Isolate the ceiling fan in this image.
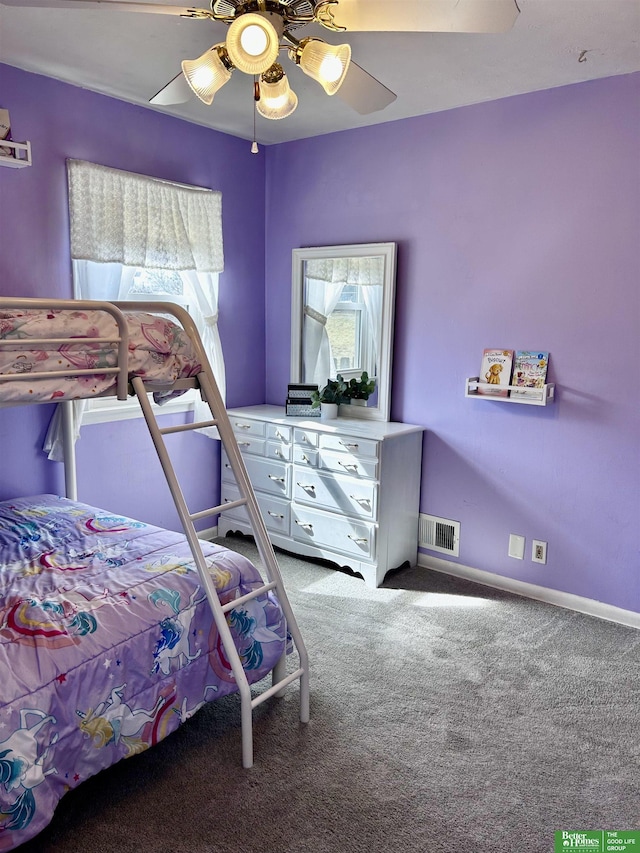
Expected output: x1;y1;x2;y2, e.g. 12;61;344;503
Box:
2;0;521;121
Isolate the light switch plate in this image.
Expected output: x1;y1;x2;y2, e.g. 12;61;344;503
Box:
508;534;525;560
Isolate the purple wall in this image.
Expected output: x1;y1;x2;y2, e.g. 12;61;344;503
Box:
0;64;266;530
1;63;638;613
264;74;640;613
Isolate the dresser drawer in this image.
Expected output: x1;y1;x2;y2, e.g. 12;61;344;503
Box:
230;416;265;438
291;505;376;561
222;450;291;498
221;482;290;536
294;428;319;449
319;434;378;459
266;440;292;462
235;436;265;456
319;449;378;480
293;446;318;467
267;423;292;444
293;468;377;520
243;454;292;499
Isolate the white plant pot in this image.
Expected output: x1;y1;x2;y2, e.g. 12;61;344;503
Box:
320;402;338;420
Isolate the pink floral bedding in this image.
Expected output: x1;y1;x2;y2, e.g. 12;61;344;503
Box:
0;306;202;404
0;494;286;850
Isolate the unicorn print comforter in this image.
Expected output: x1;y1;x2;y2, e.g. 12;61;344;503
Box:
0;495;286;850
0;306;202;404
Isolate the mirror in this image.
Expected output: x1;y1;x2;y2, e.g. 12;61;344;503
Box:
291;242;397;422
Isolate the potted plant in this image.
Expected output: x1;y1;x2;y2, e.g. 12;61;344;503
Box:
311;375;348;419
344;372;376;406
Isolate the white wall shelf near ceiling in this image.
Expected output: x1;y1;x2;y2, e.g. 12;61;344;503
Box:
0;140;32;168
465;377;556;406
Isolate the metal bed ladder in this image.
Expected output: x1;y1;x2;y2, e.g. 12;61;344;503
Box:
122;306;309;770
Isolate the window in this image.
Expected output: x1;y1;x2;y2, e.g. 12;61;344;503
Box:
81;267;208;424
44;160;225;461
325;284;376;381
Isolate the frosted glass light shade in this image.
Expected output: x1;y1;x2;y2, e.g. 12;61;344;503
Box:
299;39;351;95
225;13;280;75
257;74;298;120
181;46;232;105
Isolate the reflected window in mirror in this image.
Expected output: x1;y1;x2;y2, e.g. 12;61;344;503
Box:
326;284;373;378
291;243;396;421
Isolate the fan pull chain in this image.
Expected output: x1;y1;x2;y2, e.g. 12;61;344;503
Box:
251;77;259;154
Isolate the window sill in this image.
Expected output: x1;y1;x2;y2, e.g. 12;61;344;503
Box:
81;395;195;425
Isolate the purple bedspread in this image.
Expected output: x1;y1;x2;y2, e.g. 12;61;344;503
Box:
0;495;286;850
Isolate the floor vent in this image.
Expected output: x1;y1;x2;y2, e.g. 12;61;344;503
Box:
419;514;460;557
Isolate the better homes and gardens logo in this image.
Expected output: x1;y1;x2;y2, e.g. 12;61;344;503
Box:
555;831;639;852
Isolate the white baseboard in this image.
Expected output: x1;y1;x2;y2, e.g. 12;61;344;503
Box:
418;552;640;630
197;525;218;541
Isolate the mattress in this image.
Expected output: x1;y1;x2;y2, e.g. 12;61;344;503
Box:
0;306;202;404
0;495;286;850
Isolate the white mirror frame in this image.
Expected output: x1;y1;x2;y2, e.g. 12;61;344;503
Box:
291;242;397;422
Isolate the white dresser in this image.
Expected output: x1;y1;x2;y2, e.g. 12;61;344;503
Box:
218;405;424;588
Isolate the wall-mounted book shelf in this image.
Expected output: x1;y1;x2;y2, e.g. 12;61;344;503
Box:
465;377;555;406
0;140;32;168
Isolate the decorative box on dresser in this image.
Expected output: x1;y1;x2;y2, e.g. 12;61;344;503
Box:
218;405;424;588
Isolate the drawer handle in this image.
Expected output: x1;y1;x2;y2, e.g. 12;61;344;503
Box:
235;423;252;430
275;430;286;440
347;535;369;545
238;441;251;447
300;454;313;464
296;482;316;494
350;496;371;508
295;520;314;531
339;441;359;450
268;475;286;483
224;462;231;468
275;449;284;458
268;511;284;519
338;461;359;472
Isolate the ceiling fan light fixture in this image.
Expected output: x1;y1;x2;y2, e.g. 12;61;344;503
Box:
225;12;281;75
181;45;233;105
257;64;298;120
297;38;351;95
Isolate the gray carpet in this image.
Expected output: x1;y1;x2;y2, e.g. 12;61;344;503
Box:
18;535;640;852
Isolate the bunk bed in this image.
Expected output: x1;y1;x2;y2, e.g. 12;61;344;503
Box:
0;297;309;851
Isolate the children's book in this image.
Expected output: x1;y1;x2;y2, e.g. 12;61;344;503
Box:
478;349;514;397
511;351;549;398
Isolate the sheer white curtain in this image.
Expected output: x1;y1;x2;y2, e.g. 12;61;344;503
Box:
179;269;225;438
360;281;382;368
45;160;225;459
303;279;344;388
67;160;224;272
44;261;136;461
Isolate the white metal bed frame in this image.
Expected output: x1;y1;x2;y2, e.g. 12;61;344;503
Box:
0;296;309;768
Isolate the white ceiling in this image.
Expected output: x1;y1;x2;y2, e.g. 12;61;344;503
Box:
1;0;639;145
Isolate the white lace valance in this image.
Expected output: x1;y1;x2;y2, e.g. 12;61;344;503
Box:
67;160;224;273
305;256;383;286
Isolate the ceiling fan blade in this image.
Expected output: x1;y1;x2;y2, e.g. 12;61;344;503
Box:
328;0;520;33
337;62;396;115
149;72;193;105
0;0;212;16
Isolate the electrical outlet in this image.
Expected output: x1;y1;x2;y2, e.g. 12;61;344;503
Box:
532;540;547;564
508;534;525;560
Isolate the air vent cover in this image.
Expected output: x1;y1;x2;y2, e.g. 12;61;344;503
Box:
419;514;460;557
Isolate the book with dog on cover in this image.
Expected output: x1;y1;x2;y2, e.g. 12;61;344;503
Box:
478;349;513;397
511;351;549;399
